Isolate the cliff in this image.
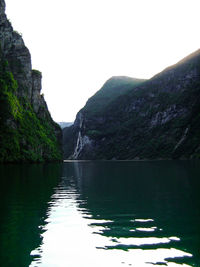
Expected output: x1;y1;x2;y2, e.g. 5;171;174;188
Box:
63;49;200;160
0;0;62;162
63;76;146;159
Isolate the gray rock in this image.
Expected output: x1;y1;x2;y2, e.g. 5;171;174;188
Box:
0;0;62;162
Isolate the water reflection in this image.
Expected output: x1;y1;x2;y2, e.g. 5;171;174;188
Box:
0;163;62;267
29;161;200;266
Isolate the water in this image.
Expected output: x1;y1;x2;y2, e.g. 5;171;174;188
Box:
0;161;200;267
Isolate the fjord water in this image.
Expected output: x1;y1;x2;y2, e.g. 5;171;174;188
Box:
0;161;200;267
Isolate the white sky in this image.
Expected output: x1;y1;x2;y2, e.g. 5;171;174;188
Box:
5;0;200;122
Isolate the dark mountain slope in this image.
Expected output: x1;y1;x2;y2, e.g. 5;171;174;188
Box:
63;49;200;160
0;0;62;162
84;76;146;115
62;76;146;159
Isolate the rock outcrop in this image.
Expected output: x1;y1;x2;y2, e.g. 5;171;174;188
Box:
0;0;62;162
63;49;200;160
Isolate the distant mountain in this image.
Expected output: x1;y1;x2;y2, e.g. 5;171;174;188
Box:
0;0;62;162
63;49;200;160
58;122;73;129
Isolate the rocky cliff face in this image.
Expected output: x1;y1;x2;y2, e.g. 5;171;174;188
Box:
63;49;200;160
0;0;32;99
0;0;62;162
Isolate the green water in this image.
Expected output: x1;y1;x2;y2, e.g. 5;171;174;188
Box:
0;161;200;267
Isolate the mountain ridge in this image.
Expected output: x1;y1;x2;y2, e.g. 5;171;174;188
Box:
63;48;200;160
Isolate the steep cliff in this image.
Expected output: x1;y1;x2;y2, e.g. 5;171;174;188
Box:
63;76;146;159
63;49;200;160
0;0;62;162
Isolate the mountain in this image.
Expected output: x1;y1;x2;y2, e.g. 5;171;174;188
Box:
83;76;146;116
63;49;200;160
58;122;73;129
62;76;146;159
0;0;62;162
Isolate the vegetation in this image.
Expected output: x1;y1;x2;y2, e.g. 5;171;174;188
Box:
0;57;62;163
32;69;42;76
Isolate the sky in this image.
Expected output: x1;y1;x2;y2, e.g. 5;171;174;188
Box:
5;0;200;122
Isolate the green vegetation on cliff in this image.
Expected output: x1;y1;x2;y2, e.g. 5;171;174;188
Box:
0;58;62;162
0;0;63;163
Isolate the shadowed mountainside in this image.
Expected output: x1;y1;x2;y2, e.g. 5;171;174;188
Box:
63;76;146;159
63;49;200;160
